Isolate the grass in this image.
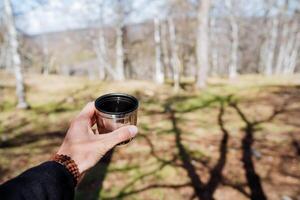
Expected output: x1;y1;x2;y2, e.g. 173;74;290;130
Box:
0;71;300;200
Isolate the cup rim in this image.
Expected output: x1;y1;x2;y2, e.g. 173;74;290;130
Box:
95;93;139;116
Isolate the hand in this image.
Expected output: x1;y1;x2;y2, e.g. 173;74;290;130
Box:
57;102;138;173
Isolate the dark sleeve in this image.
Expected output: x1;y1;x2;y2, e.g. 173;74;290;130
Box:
0;161;76;200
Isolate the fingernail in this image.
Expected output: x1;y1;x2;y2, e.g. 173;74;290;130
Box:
128;126;138;137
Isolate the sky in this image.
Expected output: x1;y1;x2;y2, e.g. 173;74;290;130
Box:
0;0;299;36
0;0;166;35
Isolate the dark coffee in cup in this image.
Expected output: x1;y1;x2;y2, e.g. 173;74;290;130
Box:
94;93;139;145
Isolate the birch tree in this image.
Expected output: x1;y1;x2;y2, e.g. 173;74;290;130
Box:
258;0;277;75
93;32;107;80
225;0;239;79
210;15;219;76
275;22;289;74
0;33;8;70
41;35;50;75
161;21;171;81
154;17;164;84
282;21;300;75
92;0;130;81
285;32;300;74
4;0;29;109
196;0;211;88
275;0;299;75
168;17;181;91
114;0;127;81
261;16;279;76
268;19;279;76
93;2;108;80
115;26;125;81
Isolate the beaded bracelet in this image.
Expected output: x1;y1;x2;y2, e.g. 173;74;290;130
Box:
51;154;80;185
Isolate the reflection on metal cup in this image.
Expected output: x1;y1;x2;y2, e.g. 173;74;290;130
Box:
94;93;139;145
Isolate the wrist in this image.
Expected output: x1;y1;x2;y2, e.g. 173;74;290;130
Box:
51;154;81;185
57;146;88;174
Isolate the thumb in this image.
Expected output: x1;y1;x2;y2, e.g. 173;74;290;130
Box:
102;125;138;147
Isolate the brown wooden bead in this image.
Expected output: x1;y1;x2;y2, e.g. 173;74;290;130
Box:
51;154;80;185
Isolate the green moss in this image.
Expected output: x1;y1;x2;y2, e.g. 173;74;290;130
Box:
139;123;150;131
172;93;219;112
0;100;15;112
155;165;178;180
188;148;208;160
32;102;78;114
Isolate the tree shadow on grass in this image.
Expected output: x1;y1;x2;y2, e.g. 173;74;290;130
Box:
230;102;268;200
166;95;290;200
229;96;290;200
103;91;293;200
102;96;232;200
0;130;64;148
165;97;229;200
75;149;114;200
291;135;300;157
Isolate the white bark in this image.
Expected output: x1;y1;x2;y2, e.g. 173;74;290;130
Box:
41;35;50;75
283;21;300;75
168;17;181;92
196;0;211;88
286;34;300;74
282;20;299;75
94;30;107;80
210;16;219;76
161;21;171;80
275;2;289;75
115;25;125;81
94;34;116;79
154;18;164;84
114;1;126;81
4;0;29;109
226;0;239;79
264;16;279;76
0;44;7;68
0;31;12;71
275;16;299;75
93;3;108;80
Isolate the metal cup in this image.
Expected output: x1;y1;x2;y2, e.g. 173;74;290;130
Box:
94;93;139;145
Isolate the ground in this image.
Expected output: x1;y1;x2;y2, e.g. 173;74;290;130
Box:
0;72;300;200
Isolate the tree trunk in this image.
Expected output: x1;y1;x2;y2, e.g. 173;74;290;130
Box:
41;35;50;75
226;0;239;79
263;16;279;76
210;16;219;76
275;2;289;74
154;18;164;84
282;20;299;75
4;0;29;109
286;31;300;74
94;28;117;80
161;21;171;80
93;3;108;80
168;17;181;92
196;0;211;88
122;26;132;79
115;25;125;81
0;44;7;69
96;28;107;80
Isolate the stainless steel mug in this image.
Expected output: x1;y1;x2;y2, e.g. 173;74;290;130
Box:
94;93;139;145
